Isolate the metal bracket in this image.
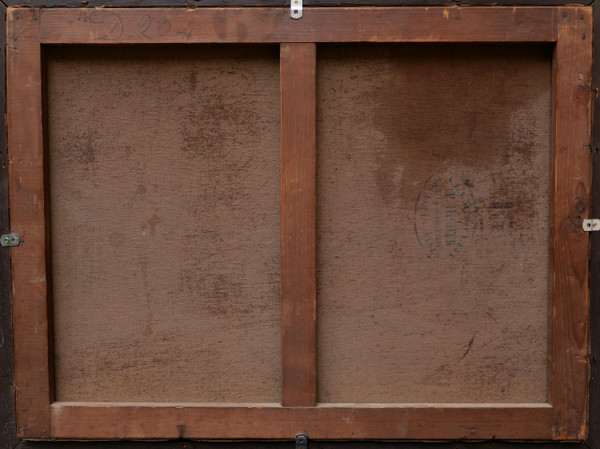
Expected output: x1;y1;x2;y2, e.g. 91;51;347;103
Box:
296;434;308;449
291;0;302;19
583;219;600;231
1;233;20;247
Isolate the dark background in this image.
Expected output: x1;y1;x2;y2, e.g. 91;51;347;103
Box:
1;1;598;449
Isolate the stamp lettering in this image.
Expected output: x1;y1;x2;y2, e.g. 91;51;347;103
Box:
414;173;478;259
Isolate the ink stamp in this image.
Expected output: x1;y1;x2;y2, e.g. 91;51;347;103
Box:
414;173;478;259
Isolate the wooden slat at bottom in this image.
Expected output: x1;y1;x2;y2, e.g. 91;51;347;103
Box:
50;403;553;440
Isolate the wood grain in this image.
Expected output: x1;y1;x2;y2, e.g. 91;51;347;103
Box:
280;43;316;407
49;402;554;440
550;6;593;441
6;7;51;440
0;1;18;448
37;7;557;44
11;442;584;449
47;46;281;403
317;44;552;404
587;2;600;447
4;2;594;443
4;0;592;6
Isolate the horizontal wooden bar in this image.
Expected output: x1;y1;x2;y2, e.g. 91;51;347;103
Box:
5;0;594;7
12;442;589;449
50;403;554;440
36;7;558;44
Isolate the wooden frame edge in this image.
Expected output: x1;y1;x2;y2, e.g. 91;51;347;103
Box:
1;0;595;8
6;6;51;441
36;7;558;44
6;439;596;449
551;5;593;441
0;2;17;449
48;403;553;440
1;1;597;447
1;2;596;444
587;0;600;446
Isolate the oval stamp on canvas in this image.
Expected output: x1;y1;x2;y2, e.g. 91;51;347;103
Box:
414;173;478;259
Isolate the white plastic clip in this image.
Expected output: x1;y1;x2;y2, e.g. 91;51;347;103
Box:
291;0;302;19
583;219;600;231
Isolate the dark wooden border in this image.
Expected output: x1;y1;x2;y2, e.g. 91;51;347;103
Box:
587;1;600;448
5;441;596;449
0;0;598;448
7;5;588;441
0;0;594;8
0;2;16;449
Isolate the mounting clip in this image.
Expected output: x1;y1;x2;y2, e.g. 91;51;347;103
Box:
291;0;302;19
296;434;308;449
583;219;600;231
0;233;20;247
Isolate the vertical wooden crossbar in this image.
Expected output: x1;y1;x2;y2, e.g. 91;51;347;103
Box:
280;42;317;407
7;7;52;439
551;6;593;440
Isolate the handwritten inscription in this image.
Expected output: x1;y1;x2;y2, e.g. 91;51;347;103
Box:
158;18;172;37
88;10;124;41
137;15;152;40
70;10;267;43
414;174;478;259
77;11;181;41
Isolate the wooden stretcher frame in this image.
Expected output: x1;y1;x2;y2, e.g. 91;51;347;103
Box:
5;5;592;441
